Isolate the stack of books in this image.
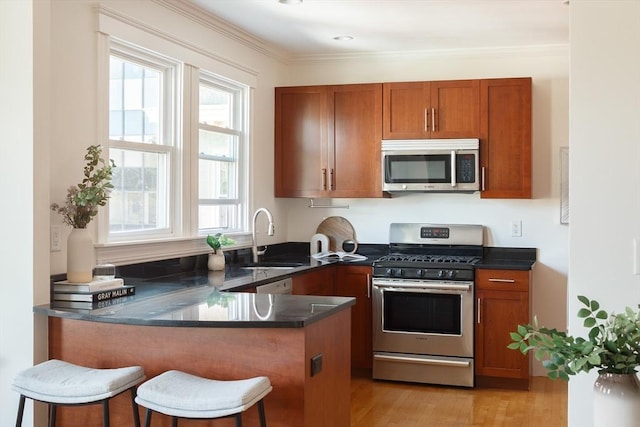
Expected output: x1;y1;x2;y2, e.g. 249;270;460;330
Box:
52;277;135;310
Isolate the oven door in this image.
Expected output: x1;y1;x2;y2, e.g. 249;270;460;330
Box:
372;278;474;358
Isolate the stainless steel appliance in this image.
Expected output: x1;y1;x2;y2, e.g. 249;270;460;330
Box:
372;223;483;387
382;138;480;193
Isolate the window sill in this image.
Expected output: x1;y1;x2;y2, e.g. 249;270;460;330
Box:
95;233;253;266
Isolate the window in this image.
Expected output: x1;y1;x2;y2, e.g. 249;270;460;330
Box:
106;41;248;247
198;76;246;233
108;47;176;239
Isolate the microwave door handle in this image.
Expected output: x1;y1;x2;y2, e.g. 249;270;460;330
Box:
451;150;456;187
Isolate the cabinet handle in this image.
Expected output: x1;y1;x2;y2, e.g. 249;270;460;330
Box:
477;298;481;324
450;150;456;187
488;278;516;283
424;108;428;132
366;274;371;299
481;167;486;191
329;168;334;191
321;168;327;190
431;107;436;132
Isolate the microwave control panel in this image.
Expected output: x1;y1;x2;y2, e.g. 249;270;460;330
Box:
457;154;476;183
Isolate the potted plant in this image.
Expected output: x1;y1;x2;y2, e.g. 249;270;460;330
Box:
51;145;115;282
206;233;236;271
509;295;640;426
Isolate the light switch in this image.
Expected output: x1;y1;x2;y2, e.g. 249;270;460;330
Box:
51;226;62;252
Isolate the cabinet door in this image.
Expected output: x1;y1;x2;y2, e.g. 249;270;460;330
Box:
475;268;531;387
292;268;335;296
328;84;383;198
275;86;328;197
334;265;372;369
382;82;429;139
430;80;480;138
480;78;532;198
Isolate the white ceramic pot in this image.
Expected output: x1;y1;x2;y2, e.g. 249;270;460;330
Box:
208;251;225;271
66;228;95;283
593;372;640;427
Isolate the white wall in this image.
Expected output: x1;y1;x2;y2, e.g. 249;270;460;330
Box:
276;50;570;376
568;2;640;427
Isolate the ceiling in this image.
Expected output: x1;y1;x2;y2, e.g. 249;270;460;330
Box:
185;0;570;59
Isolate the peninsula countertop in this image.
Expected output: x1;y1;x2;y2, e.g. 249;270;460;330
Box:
35;261;356;328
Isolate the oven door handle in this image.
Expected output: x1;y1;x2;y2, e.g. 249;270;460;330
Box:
374;354;471;368
372;280;471;293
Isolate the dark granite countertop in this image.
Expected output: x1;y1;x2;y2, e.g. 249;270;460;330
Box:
476;247;537;270
37;242;534;325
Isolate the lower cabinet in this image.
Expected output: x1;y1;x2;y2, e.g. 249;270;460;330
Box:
475;268;531;389
334;265;373;369
292;267;335;296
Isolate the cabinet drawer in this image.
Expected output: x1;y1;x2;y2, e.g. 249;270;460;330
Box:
476;269;530;292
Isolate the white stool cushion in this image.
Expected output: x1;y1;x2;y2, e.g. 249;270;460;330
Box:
12;359;145;405
135;370;272;419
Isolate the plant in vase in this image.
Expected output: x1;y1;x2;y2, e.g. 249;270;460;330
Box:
206;233;236;271
509;295;640;426
51;145;115;282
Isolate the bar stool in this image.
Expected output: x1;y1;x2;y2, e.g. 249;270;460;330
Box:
12;359;145;427
135;370;272;427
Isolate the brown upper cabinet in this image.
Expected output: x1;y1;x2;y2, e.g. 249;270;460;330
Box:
382;80;480;139
479;78;532;199
275;84;383;198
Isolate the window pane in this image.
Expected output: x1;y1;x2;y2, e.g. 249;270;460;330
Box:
109;57;162;144
199;85;232;128
109;148;168;233
199;205;239;230
199;131;237;200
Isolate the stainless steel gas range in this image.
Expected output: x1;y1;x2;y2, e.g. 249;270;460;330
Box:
372;223;483;388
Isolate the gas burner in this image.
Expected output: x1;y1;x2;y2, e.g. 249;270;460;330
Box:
376;254;481;265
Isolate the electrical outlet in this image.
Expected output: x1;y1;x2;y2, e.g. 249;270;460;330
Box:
51;226;62;252
511;220;522;237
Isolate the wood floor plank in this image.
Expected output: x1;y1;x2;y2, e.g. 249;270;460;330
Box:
351;372;567;427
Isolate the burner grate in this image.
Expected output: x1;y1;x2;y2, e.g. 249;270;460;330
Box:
376;254;481;265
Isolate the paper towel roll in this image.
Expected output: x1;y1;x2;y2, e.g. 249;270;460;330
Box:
310;233;330;255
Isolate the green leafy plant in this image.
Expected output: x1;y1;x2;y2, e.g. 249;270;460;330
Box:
50;145;115;229
509;296;640;380
206;287;235;308
206;233;236;254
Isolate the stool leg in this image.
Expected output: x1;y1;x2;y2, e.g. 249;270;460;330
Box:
143;408;152;427
15;395;26;427
102;400;110;427
49;404;57;427
234;414;242;427
171;416;178;427
258;399;267;427
130;388;140;427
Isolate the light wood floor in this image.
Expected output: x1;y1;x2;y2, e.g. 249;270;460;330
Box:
351;372;567;427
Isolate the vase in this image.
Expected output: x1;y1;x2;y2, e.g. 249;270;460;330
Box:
208;251;225;271
593;372;640;427
66;228;95;283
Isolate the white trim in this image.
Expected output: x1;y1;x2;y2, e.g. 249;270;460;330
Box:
95;233;252;266
97;5;258;88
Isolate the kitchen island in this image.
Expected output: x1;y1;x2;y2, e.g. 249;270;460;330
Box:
35;279;355;427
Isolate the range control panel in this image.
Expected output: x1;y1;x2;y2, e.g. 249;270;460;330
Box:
420;227;450;239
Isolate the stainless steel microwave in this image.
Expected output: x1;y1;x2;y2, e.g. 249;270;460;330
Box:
382;138;480;193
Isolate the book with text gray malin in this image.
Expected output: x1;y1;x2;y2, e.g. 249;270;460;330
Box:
53;285;135;303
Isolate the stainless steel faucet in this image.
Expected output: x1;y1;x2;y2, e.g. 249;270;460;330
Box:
252;208;275;263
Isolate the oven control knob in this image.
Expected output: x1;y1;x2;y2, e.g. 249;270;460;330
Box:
386;268;394;276
448;270;456;279
416;269;425;277
397;269;405;277
437;270;446;278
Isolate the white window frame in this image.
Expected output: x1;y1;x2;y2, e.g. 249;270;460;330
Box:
107;42;180;242
94;26;255;266
196;73;249;236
